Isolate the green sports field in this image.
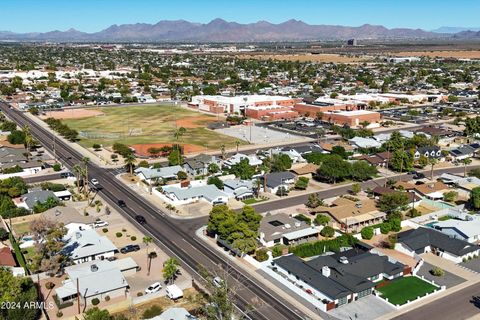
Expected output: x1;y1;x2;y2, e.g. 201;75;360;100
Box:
61;105;246;151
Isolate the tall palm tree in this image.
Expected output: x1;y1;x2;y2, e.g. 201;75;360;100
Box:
82;157;90;195
429;158;438;180
463;158;472;177
235;140;240;153
124;153;136;175
72;164;82;192
143;236;153;276
173;127;186;164
220;144;226;160
22;125;34;159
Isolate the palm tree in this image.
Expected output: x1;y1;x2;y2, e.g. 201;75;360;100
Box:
82;157;90;195
72;164;82;192
463;158;472;177
124;153;136;175
22;125;34;159
143;236;153;275
173;127;186;164
315;128;325;145
220;144;226;160
429;158;438;180
235;140;240;153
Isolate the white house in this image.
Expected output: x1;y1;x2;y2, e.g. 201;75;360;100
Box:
157;181;228;206
62;229;118;264
135;165;183;184
224;153;263;168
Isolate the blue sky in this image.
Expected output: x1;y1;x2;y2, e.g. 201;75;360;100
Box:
2;0;480;33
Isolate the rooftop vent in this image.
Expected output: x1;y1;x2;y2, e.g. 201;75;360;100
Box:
322;266;331;277
90;264;98;272
339;256;349;264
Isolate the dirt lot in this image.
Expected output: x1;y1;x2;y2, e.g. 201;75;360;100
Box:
395;50;480;59
40;108;105;119
237;53;368;63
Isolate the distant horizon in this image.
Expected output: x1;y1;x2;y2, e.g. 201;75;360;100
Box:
1;0;480;33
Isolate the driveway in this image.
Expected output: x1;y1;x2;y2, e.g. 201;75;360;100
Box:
416;262;466;288
459;258;480;274
329;295;395;320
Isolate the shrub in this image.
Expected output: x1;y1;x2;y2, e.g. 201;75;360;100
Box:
143;305;163;319
116;232;122;238
52;163;62;172
294;177;309;190
92;143;101;151
314;215;330;226
272;245;288;258
130;236;137;241
430;266;445;277
389;218;402;232
105;295;110;301
320;226;335;238
102;228;108;233
380;222;391;234
45;282;55;290
294;214;311;225
137;292;143;297
255;248;269;262
91;298;100;306
122;228;127;232
290;234;357;258
361;227;374;240
56;311;63;318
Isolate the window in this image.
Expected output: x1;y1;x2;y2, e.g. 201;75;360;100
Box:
357;289;371;299
338;296;348;306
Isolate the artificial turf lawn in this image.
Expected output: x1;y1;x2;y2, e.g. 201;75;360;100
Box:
377;276;438;305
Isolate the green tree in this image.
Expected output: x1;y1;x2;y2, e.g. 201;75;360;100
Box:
320;226;335;237
361;226;374;240
0;269;39;320
378;192;409;216
163;258;180;284
83;307;113;320
314;214;330;226
230;158;254;180
168;149;183;166
294;177;309;190
351;183;361;195
124;153;136;175
462;158;472;177
270;154;293;172
306;193;323;208
390;149;413;172
443;191;458;203
316;154;351;183
176;171;187;180
7;130;26;145
208;163;220;174
207;176;224;189
331;146;348;159
470;187;480;209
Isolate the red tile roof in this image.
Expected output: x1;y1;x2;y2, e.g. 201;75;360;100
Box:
0;247;16;267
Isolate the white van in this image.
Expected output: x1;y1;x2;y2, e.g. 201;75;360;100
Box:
166;284;183;300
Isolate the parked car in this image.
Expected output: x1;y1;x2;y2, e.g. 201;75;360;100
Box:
91;178;100;186
60;171;74;178
145;282;162;294
117;199;126;207
120;244;140;254
135;215;146;224
94;220;109;228
106;256;117;262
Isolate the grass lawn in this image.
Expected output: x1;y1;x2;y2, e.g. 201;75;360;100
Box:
438;215;452;221
377;276;438;305
61;105;247;149
242;198;266;205
12;221;31;235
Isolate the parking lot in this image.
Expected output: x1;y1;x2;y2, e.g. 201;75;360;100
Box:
217;124;304;144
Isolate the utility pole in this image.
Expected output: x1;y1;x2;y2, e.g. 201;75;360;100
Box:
76;278;80;314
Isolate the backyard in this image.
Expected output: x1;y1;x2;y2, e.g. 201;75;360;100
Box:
377;276;438;305
59;105;247;151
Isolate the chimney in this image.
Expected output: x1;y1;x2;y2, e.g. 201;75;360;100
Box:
322;266;331;277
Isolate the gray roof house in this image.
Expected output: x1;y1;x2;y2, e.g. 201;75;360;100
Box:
18;190;58;211
449;145;475;161
62;229;118;264
183;154;218;176
135;165;183;183
414;146;442;159
396;227;480;263
223;179;254;200
160;184;229;206
262;171;295;193
271;246;405;308
259;213;319;246
55;258;136;304
0;147;28;164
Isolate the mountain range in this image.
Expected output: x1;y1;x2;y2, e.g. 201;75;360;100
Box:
0;19;472;42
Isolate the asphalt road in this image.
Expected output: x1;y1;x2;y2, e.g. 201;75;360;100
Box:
0;103;306;320
392;282;480;320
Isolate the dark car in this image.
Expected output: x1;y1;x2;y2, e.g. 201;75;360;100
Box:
135;215;146;224
117;200;126;207
413;172;426;180
120;244;140;254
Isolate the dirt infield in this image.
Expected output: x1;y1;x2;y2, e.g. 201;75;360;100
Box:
130;143;204;156
395;50;480;59
40;108;104;119
175;115;217;128
237;53;367;63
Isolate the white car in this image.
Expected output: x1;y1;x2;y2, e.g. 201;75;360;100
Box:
91;178;99;186
213;276;224;288
145;282;162;294
94;220;109;228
